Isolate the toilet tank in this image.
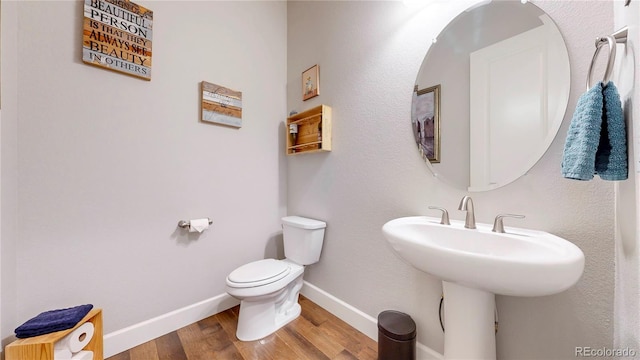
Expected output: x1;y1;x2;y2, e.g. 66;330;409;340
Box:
282;216;326;265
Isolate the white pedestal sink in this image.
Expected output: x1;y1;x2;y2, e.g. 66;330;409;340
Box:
382;216;585;360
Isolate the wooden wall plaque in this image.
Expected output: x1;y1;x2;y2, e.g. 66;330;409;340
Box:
82;0;153;80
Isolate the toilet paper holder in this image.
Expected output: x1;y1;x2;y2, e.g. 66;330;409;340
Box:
178;218;213;229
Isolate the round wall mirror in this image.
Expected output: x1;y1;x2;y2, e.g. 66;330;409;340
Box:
412;1;570;191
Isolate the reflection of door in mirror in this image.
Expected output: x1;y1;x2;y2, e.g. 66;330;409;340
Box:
469;15;569;191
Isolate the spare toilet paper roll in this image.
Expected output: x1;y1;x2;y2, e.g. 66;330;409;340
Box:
54;322;94;353
54;349;72;360
189;218;209;233
71;350;94;360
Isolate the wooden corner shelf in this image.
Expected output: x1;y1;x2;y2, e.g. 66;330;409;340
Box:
6;308;104;360
287;105;332;155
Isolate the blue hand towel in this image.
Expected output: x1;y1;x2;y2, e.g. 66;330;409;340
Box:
562;83;604;180
14;304;93;338
595;81;627;180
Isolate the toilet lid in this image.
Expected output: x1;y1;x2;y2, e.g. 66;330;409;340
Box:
227;259;291;287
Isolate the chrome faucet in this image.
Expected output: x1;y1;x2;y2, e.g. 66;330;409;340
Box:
458;196;476;229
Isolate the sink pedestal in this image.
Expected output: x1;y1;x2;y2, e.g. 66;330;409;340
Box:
443;281;496;360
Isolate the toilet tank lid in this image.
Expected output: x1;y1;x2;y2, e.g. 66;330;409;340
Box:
282;216;326;229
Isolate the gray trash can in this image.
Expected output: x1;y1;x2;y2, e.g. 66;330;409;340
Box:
377;310;416;360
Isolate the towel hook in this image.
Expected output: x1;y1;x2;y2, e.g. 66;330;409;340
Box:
586;35;616;90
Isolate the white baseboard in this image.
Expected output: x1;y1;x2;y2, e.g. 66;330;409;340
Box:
301;281;444;360
299;281;379;339
103;293;239;358
104;282;443;360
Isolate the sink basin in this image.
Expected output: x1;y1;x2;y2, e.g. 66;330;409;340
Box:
382;216;585;297
383;215;585;359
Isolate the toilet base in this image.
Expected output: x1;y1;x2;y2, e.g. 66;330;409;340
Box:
235;275;304;341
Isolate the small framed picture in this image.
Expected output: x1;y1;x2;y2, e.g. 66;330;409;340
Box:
412;84;441;163
201;81;243;128
302;64;320;101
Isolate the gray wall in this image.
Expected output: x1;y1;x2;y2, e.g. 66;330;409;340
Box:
287;1;614;358
1;0;287;341
1;0;19;351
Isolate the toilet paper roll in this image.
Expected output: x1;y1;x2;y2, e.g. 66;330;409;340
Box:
54;322;94;353
71;350;93;360
54;349;73;360
189;218;209;233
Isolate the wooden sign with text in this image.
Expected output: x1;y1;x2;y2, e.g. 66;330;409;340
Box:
82;0;153;80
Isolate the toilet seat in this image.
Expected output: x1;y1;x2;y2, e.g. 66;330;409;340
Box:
227;259;291;288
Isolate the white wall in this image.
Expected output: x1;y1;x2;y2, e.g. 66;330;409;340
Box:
3;0;287;341
614;0;640;353
287;1;615;358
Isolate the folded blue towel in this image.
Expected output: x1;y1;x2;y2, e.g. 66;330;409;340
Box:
596;81;627;180
562;81;628;181
562;83;604;180
15;304;93;338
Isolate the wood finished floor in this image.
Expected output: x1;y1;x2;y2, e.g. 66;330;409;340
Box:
106;296;378;360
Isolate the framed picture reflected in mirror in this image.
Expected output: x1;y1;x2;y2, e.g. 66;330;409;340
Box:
412;84;441;163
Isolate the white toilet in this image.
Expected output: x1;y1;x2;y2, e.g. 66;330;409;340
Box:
225;216;326;341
